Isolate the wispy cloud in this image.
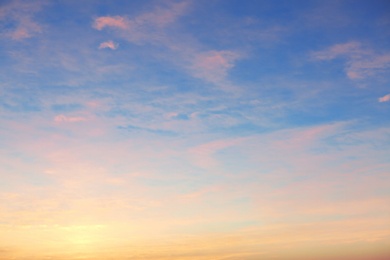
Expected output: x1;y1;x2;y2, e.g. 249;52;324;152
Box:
54;114;87;123
378;93;390;102
118;124;177;136
133;0;189;28
0;0;44;40
311;42;365;60
92;1;242;88
188;137;245;168
347;54;390;80
190;50;241;84
93;16;128;30
2;1;390;259
311;41;390;80
93;1;190;44
98;40;118;50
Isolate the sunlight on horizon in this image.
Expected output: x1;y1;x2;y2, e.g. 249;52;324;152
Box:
0;0;389;259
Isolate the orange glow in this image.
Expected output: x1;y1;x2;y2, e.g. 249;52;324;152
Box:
1;0;390;259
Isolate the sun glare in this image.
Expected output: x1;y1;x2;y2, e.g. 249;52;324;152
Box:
61;225;106;253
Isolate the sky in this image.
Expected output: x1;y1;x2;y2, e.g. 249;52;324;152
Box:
0;0;390;259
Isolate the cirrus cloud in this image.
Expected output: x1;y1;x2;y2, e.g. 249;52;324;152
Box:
311;42;390;80
54;114;87;123
91;1;242;89
190;50;241;84
0;0;44;40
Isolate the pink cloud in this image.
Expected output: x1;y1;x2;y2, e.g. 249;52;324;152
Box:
191;50;241;84
11;27;31;40
311;42;364;60
92;2;242;88
273;123;344;151
93;1;189;44
347;54;390;80
178;185;223;203
11;27;38;40
98;40;118;50
93;2;189;33
54;114;86;123
188;137;245;168
93;16;128;30
312;42;390;80
378;94;390;102
0;1;43;40
134;0;189;28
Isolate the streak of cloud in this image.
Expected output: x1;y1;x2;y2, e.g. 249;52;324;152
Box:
311;42;390;80
0;0;44;40
91;1;242;89
98;40;118;50
378;94;390;102
54;114;87;123
93;16;128;30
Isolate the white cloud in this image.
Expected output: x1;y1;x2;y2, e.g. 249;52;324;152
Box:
99;40;118;50
54;114;86;123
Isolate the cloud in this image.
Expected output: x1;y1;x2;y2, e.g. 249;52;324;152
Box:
0;1;43;40
311;42;364;60
93;16;128;30
165;112;190;120
188;137;245;168
133;0;189;28
98;40;118;50
118;124;177;136
191;50;241;84
347;54;390;80
92;1;189;42
54;114;86;123
378;94;390;102
311;42;390;80
2;102;390;259
91;1;191;55
271;122;344;152
91;1;242;88
302;1;351;29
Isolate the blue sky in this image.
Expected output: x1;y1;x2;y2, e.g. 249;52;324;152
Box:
0;0;390;259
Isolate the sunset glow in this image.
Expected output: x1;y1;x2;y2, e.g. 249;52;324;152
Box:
1;0;390;259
